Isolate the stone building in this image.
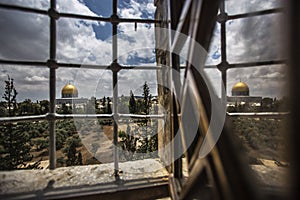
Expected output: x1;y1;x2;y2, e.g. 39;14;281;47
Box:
56;83;88;108
227;81;262;107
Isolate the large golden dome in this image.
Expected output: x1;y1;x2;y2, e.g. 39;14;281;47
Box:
61;83;78;98
231;81;249;96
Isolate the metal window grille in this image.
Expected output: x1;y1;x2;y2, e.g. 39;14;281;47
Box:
0;0;164;179
0;0;287;194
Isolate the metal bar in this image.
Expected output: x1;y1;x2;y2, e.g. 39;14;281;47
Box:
0;60;46;66
0;58;285;70
113;71;119;178
0;115;47;123
48;0;57;170
220;0;227;95
59;12;110;22
60;12;159;24
112;0;119;179
0;3;159;24
226;112;289;118
0;3;48;15
0;113;165;123
229;60;286;68
56;114;113;119
221;70;227;98
118;114;165;119
228;8;284;20
0;59;159;70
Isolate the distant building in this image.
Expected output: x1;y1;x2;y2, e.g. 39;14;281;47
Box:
56;83;88;108
227;81;262;107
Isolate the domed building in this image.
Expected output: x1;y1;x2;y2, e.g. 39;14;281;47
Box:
56;83;88;108
231;81;249;96
227;81;262;108
61;83;79;98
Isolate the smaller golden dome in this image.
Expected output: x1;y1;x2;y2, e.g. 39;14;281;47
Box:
232;82;249;96
62;83;78;98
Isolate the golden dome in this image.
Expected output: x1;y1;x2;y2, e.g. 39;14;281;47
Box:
61;83;78;98
231;82;249;96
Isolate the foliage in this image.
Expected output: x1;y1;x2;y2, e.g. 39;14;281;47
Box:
142;82;152;115
2;75;18;116
118;125;138;160
231;117;287;160
0;123;33;170
118;82;158;160
129;90;137;114
63;138;83;166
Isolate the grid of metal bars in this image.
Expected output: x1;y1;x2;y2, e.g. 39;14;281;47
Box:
0;0;286;186
0;0;164;177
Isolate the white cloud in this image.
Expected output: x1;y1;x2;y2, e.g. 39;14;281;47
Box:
25;75;48;82
0;0;287;101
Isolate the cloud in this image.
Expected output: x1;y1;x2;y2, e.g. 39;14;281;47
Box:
0;0;286;101
24;75;48;83
204;0;286;98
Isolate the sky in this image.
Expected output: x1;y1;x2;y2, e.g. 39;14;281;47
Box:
0;0;286;101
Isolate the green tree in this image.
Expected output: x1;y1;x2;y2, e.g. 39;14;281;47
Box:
142;82;151;115
0;77;33;170
65;140;77;166
119;125;138;160
129;90;137;114
2;75;18;116
39;100;49;114
0;123;33;170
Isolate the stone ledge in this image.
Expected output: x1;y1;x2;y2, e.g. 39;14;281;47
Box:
0;159;169;196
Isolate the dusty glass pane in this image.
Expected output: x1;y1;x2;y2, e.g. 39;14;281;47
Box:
0;66;49;101
225;0;282;15
0;0;49;10
57;0;112;18
118;69;157;98
226;13;285;63
57;18;112;65
118;0;155;20
204;68;222;97
56;68;112;100
227;65;286;98
117;23;156;66
0;10;49;61
206;23;221;66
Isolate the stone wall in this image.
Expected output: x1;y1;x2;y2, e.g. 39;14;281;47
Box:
154;0;172;169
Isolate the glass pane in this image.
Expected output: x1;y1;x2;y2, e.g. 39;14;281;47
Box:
0;10;49;61
204;68;222;97
206;23;221;66
57;68;112;101
118;0;155;19
227;64;287;99
57;0;111;17
225;0;282;15
0;0;49;10
118;23;156;66
0;66;49;101
118;69;157;99
226;13;285;63
57;18;112;65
